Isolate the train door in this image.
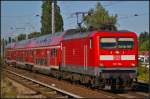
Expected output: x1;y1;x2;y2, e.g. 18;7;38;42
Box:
50;48;59;69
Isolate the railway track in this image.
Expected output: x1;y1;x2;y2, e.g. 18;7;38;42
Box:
3;69;83;98
3;65;149;98
135;81;149;92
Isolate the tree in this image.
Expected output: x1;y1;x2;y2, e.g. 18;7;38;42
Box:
83;2;117;31
5;39;8;45
139;31;149;43
12;38;16;42
28;32;41;39
54;2;64;32
17;34;26;41
139;40;149;51
41;1;63;35
139;31;149;51
8;37;11;43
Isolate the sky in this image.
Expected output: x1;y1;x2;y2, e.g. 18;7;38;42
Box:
1;1;149;39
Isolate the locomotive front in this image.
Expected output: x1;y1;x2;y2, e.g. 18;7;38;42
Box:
95;31;138;90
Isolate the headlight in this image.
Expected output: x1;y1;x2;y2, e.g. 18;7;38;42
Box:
131;63;135;66
118;63;122;65
99;63;104;66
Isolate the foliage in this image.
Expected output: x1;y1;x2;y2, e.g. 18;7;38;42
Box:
12;38;16;42
1;78;17;98
137;63;149;82
41;1;64;35
83;2;118;31
139;40;149;51
28;32;41;39
138;31;149;51
17;34;26;41
8;37;11;43
54;2;64;32
4;39;8;45
139;31;149;43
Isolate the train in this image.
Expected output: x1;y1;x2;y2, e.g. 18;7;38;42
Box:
5;29;138;90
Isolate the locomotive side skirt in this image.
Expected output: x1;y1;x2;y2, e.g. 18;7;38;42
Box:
60;65;99;76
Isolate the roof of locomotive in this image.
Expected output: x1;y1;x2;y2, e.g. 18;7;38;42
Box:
5;29;136;49
63;29;137;40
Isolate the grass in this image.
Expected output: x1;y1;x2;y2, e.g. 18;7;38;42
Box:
1;77;18;98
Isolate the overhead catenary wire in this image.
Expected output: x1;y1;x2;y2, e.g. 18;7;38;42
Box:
118;13;148;19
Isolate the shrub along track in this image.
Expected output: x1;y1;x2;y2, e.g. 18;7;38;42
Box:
3;65;149;98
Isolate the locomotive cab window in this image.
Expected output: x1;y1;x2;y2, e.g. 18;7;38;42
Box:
100;37;134;49
118;38;134;49
100;38;117;49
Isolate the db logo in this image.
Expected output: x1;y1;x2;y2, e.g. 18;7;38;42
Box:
114;55;121;60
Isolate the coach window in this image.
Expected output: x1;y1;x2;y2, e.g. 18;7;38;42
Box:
39;59;41;65
45;58;47;65
40;59;42;65
35;59;38;64
37;59;39;64
41;59;43;65
42;59;44;65
43;58;46;65
36;59;38;64
45;59;47;65
37;59;39;65
36;59;37;64
51;48;57;56
55;49;57;56
51;49;53;56
39;59;42;65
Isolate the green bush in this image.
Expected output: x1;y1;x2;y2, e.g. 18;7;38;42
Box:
137;64;149;83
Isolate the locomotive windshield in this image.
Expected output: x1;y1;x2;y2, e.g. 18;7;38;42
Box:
100;37;134;49
118;38;134;49
100;38;117;49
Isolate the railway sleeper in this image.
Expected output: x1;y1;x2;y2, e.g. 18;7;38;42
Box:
42;88;53;92
26;82;35;85
56;96;68;98
44;91;57;95
40;91;57;98
38;87;54;92
43;92;63;98
32;84;40;87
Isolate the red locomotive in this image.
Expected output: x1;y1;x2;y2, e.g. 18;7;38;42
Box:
5;29;138;90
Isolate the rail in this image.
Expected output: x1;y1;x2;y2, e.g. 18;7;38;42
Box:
4;69;83;98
